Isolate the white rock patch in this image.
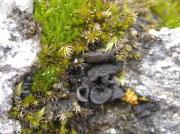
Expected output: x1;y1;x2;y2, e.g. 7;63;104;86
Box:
0;0;39;133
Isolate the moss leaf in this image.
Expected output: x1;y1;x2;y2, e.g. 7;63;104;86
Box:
15;80;23;96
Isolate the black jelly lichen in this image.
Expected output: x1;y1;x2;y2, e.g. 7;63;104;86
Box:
68;49;124;105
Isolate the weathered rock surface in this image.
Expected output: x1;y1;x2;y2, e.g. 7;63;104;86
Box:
123;28;180;134
125;28;180;106
0;0;39;133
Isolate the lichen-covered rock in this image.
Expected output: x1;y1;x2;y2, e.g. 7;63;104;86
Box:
0;0;39;133
123;28;180;134
125;28;180;106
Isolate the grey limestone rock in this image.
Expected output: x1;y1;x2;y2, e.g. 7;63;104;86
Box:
123;28;180;134
0;0;39;133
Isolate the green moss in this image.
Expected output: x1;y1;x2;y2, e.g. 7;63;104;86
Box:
15;80;23;96
34;0;84;46
32;0;85;93
79;1;137;44
32;0;138;93
25;108;45;128
31;65;61;92
151;0;180;28
11;0;140;133
22;94;38;108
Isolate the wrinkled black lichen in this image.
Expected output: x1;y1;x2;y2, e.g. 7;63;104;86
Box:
68;50;124;105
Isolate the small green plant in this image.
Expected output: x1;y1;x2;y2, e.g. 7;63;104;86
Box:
104;36;118;52
78;0;137;46
15;80;23;96
59;121;77;134
25;108;45;128
151;0;180;28
59;121;68;134
74;0;139;61
22;94;38;108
